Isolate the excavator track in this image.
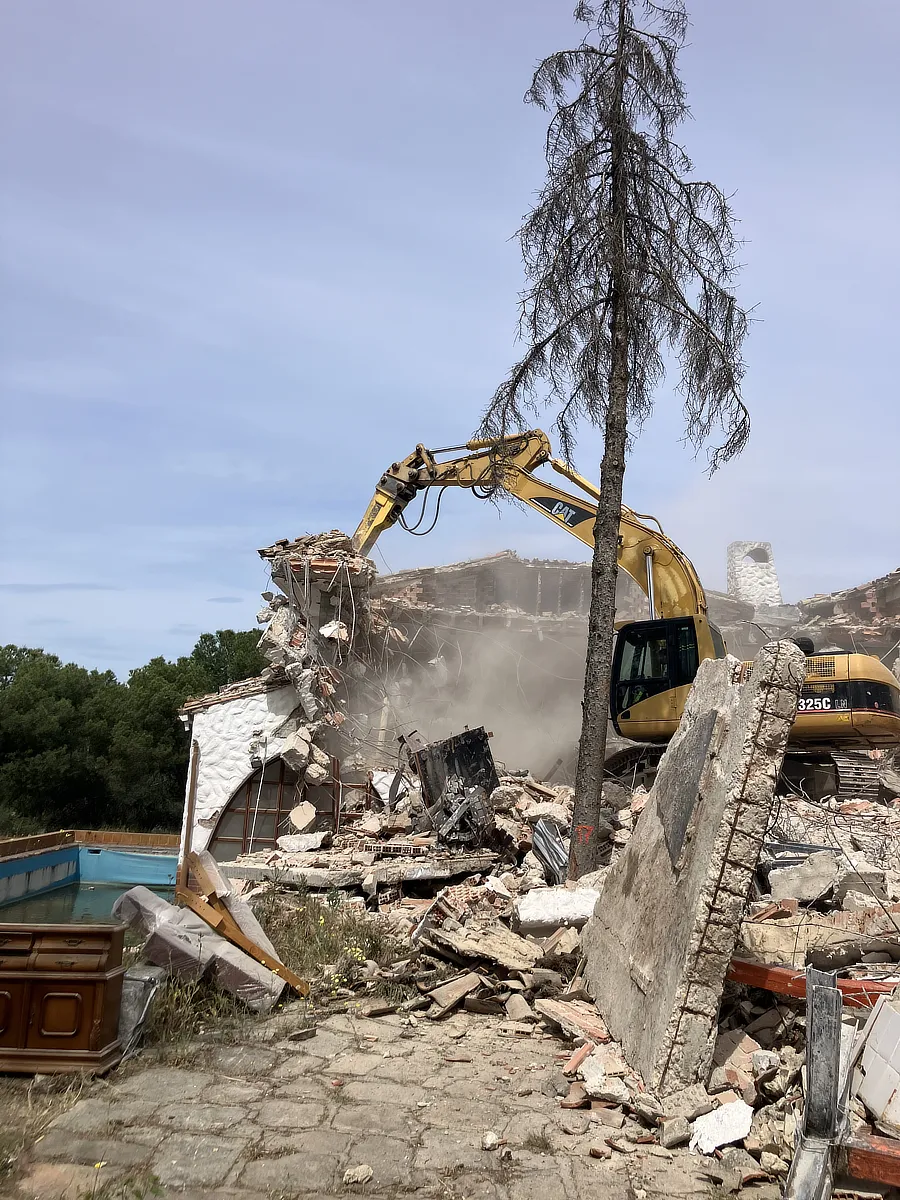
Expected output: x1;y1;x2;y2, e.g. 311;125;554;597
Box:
829;752;882;803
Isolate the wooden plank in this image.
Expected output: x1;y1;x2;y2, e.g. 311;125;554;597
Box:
841;1134;900;1187
727;958;895;1009
187;851;225;901
176;887;308;997
0;830;76;860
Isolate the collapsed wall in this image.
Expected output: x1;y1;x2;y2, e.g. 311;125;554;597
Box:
582;641;806;1095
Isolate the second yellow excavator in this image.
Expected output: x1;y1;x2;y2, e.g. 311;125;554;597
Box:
352;430;900;799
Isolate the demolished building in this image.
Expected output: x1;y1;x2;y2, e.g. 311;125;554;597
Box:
178;541;900;864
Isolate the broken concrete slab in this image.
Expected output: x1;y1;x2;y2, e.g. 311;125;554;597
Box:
582;642;805;1095
689;1099;753;1153
740;904;900;969
659;1116;691;1148
288;800;317;832
513;886;601;935
276;832;329;853
534;998;610;1044
280;730;312;773
768;850;839;902
425;971;485;1019
420;922;541;973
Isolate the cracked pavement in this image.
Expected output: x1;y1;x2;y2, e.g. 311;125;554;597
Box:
13;1008;771;1199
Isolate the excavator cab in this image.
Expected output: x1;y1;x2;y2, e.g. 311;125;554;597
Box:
610;615;727;742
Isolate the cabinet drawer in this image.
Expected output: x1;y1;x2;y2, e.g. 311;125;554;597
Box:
34;935;111;953
0;933;33;951
0;954;31;971
31;953;105;973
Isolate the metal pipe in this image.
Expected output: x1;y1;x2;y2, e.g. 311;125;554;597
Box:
645;549;656;619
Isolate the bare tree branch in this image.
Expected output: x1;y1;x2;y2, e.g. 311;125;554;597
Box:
478;0;750;877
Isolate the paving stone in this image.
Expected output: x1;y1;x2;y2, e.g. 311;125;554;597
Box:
256;1098;326;1129
345;1133;415;1187
151;1131;249;1188
205;1045;282;1077
47;1096;161;1137
373;1054;446;1086
32;1132;154;1169
148;1192;269;1200
418;1173;507;1200
257;1127;349;1158
17;1162;110;1200
627;1152;721;1197
269;1027;347;1059
341;1077;428;1107
115;1067;213;1103
505;1111;553;1144
238;1152;340;1193
568;1157;634;1199
156;1102;250;1134
200;1079;266;1105
270;1054;328;1081
326;1050;387;1076
273;1075;332;1100
413;1127;494;1172
330;1101;421;1136
321;1013;404;1039
419;1096;510;1131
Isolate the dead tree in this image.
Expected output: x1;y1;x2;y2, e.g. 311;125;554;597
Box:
480;0;750;877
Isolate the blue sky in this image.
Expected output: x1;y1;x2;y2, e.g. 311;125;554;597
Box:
2;0;898;675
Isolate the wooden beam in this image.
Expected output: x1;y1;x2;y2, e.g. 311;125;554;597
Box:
727;958;895;1009
176;887;309;997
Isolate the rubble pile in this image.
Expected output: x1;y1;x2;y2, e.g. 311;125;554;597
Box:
794;565;900;659
253;531;378;788
164;525;900;1190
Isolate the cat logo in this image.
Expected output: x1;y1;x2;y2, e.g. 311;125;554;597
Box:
553;502;578;525
533;496;594;527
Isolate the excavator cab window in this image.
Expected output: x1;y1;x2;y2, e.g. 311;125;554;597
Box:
710;624;727;659
611;618;700;718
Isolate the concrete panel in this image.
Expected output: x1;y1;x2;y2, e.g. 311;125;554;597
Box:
582;641;804;1095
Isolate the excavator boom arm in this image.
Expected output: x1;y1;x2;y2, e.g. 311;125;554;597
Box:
352;431;707;619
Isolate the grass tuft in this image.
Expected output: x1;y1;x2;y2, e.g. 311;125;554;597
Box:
522;1129;554;1154
144;977;250;1054
76;1168;164;1200
255;887;404;995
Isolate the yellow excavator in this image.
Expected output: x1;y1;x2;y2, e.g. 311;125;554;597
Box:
352;430;900;799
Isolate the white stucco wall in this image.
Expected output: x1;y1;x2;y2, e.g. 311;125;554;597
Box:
726;540;783;609
180;684;299;857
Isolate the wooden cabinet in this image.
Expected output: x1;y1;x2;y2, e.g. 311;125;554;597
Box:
0;923;125;1073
